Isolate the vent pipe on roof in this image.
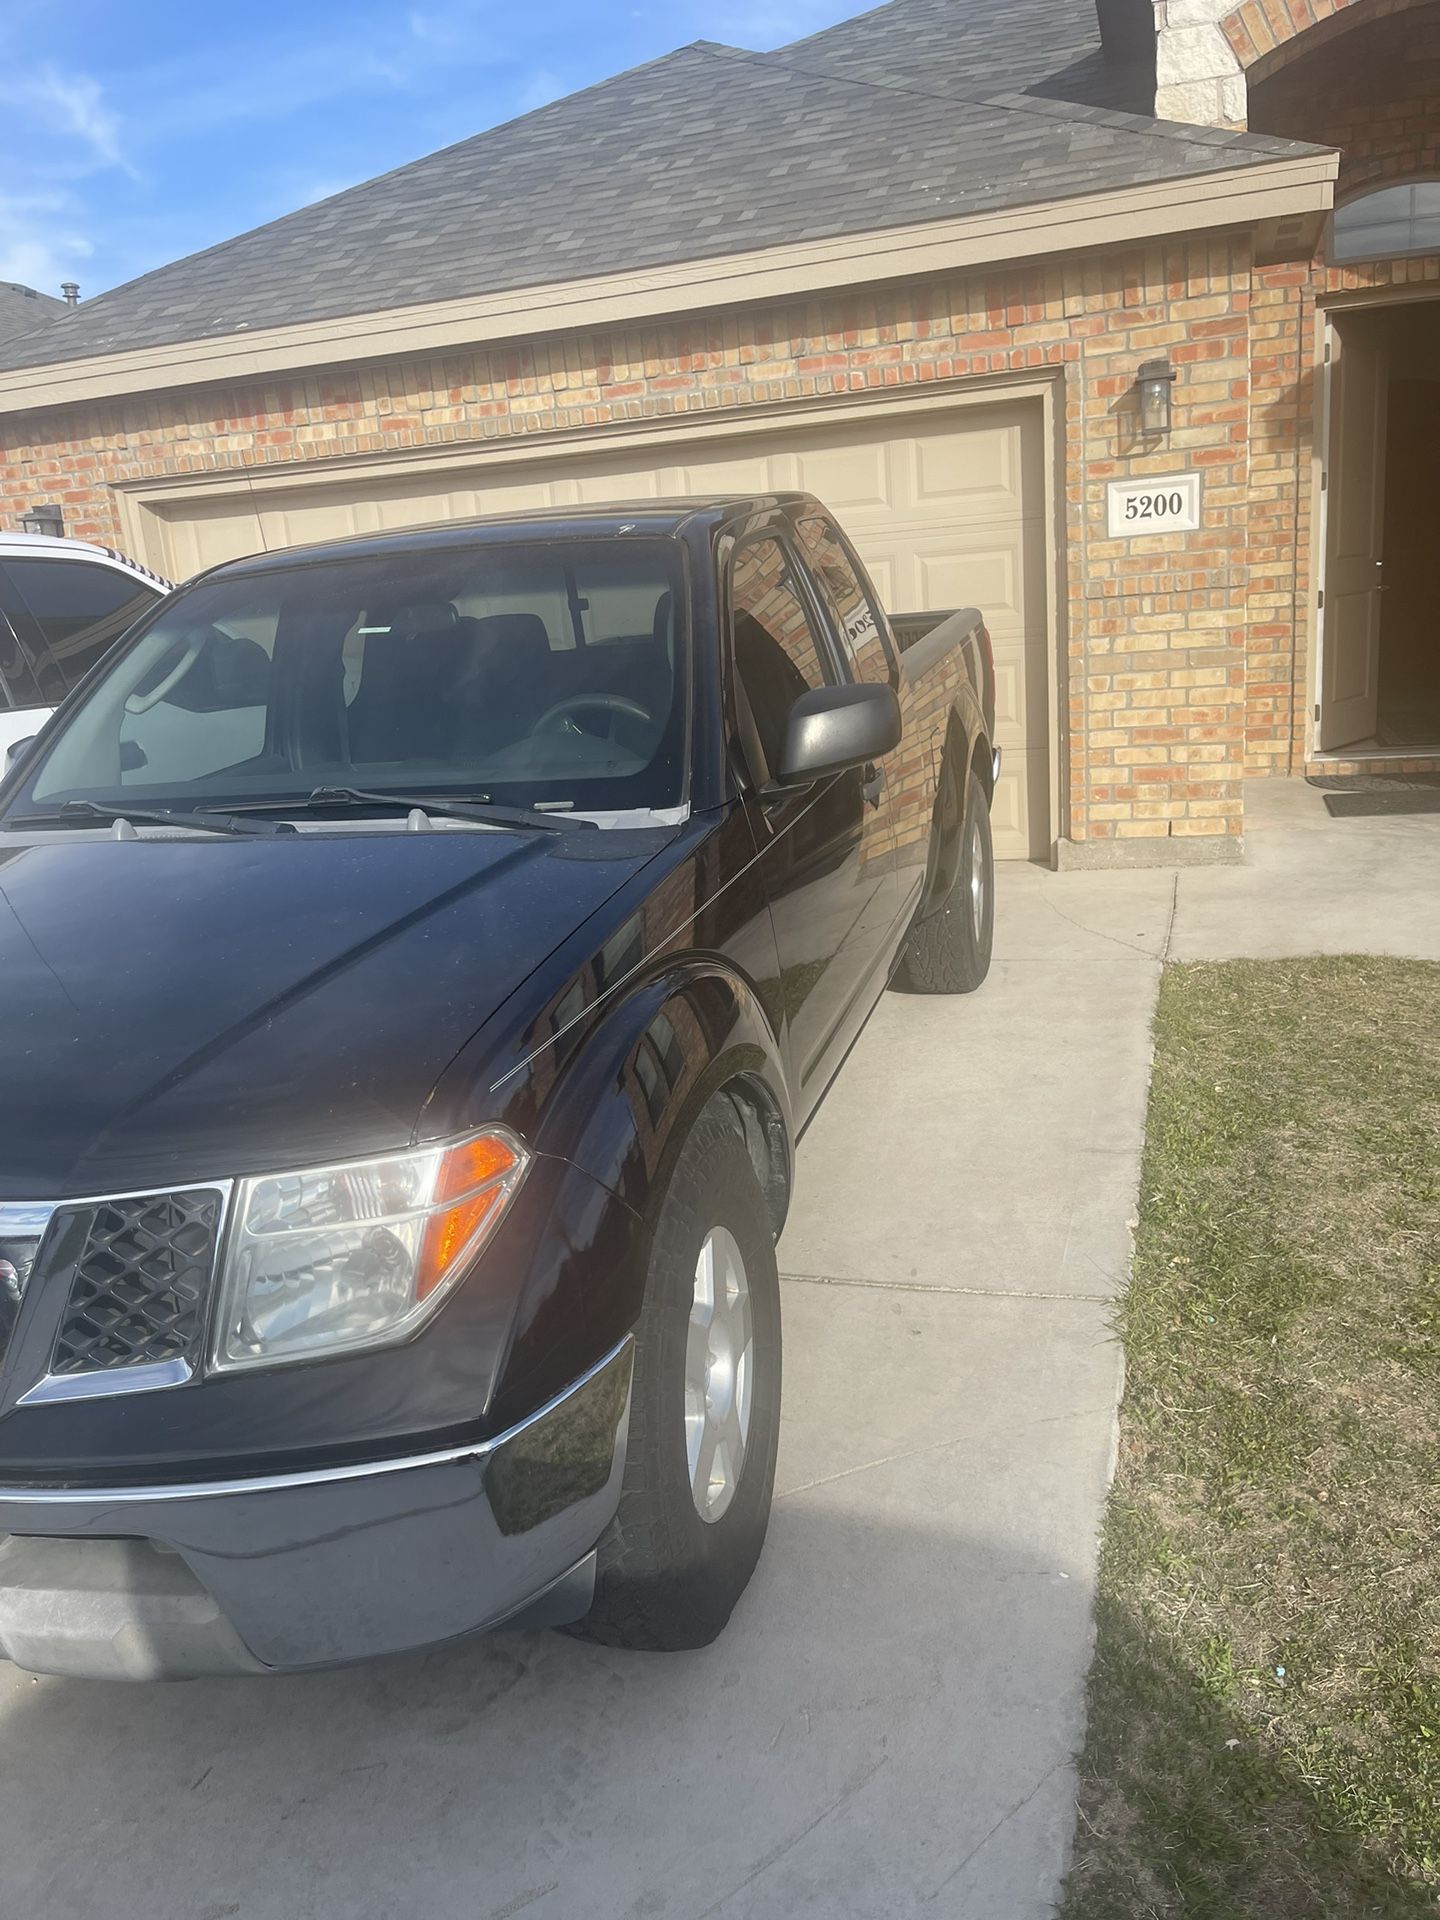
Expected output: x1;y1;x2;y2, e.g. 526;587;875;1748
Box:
60;282;79;307
1095;0;1155;55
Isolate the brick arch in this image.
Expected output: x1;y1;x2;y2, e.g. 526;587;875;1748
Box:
1222;0;1434;83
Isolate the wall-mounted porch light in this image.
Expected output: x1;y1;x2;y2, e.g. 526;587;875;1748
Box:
19;503;65;538
1136;358;1177;441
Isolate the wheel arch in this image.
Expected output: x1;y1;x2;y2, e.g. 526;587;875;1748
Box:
530;958;795;1251
912;709;974;920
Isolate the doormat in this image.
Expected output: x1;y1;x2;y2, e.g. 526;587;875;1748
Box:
1307;773;1440;792
1322;789;1440;817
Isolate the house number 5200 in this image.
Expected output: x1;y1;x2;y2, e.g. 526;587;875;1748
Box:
1125;490;1185;520
1106;473;1202;538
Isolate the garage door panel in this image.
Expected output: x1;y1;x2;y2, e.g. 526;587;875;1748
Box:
789;440;892;512
661;456;766;495
155;501;266;577
571;467;663;502
915;424;1019;508
857;554;898;610
141;397;1051;860
989;757;1029;850
917;545;1029;630
990;659;1029;737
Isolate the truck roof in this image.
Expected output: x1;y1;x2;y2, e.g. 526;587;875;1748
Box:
0;530;171;590
204;495;816;581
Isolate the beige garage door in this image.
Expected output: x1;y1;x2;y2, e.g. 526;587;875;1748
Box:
138;401;1051;858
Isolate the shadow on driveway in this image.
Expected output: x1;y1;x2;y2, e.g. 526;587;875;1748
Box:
0;1502;1093;1920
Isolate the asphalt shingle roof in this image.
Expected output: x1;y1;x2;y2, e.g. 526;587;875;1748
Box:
0;4;1322;377
788;0;1156;112
0;280;67;346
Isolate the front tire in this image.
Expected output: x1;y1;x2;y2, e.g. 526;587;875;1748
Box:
896;765;995;995
571;1101;782;1651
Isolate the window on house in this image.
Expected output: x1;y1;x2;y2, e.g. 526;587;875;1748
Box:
1332;182;1440;263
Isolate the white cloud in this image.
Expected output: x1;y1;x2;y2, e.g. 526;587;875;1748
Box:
0;63;133;176
0;191;93;293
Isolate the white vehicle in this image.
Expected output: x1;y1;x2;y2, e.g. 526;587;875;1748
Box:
0;534;169;760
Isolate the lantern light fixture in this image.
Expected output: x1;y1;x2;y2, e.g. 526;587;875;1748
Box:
1136;357;1177;441
19;504;65;539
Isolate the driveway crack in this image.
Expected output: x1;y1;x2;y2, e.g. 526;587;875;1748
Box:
1161;872;1179;963
688;1754;890;1919
781;1271;1109;1305
924;1760;1064;1902
1036;890;1161;958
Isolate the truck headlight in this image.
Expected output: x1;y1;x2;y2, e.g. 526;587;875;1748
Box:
210;1129;530;1371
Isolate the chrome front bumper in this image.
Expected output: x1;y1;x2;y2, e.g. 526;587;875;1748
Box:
0;1336;633;1680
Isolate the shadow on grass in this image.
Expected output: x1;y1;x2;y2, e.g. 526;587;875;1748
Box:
1064;1591;1438;1920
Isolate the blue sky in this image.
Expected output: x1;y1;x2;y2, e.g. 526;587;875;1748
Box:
0;0;862;300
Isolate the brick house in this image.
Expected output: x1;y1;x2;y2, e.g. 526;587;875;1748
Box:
0;0;1433;865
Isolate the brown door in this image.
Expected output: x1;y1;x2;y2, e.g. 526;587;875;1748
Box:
1320;318;1387;750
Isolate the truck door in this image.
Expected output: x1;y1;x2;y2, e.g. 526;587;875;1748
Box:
729;530;895;1112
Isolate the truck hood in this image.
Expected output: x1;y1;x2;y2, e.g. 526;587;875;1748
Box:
0;826;664;1198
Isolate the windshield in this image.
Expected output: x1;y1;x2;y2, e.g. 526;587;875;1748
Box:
8;537;689;819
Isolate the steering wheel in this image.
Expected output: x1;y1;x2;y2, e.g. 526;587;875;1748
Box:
530;692;652;738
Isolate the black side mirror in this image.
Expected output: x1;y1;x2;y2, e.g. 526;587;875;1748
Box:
4;736;37;772
773;683;901;788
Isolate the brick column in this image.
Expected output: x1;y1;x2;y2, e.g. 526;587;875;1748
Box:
1058;234;1252;866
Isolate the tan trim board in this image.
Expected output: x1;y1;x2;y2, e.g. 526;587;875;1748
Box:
1;153;1338;417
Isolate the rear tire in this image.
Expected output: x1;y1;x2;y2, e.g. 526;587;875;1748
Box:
896;766;995;995
570;1101;782;1651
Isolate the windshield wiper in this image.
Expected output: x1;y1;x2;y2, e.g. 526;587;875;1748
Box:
7;799;291;839
239;786;596;834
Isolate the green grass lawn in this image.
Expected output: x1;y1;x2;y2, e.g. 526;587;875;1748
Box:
1062;957;1440;1919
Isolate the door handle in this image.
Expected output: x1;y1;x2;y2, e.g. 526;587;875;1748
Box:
861;763;886;809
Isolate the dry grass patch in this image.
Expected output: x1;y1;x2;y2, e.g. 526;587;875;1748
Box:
1062;957;1440;1919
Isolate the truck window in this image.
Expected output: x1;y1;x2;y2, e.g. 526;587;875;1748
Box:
794;512;893;687
1;557;160;694
730;536;833;776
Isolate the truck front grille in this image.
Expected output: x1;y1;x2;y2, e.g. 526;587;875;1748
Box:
50;1190;224;1376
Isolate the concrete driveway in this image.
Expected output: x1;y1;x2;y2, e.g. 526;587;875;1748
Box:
3;779;1434;1920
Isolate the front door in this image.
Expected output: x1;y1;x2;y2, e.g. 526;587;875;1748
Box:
1320;317;1388;750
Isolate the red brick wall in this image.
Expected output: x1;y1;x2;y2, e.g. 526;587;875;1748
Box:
1252;5;1440;194
0;236;1258;859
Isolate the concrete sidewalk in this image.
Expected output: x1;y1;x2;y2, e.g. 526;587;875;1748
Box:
1;779;1434;1920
